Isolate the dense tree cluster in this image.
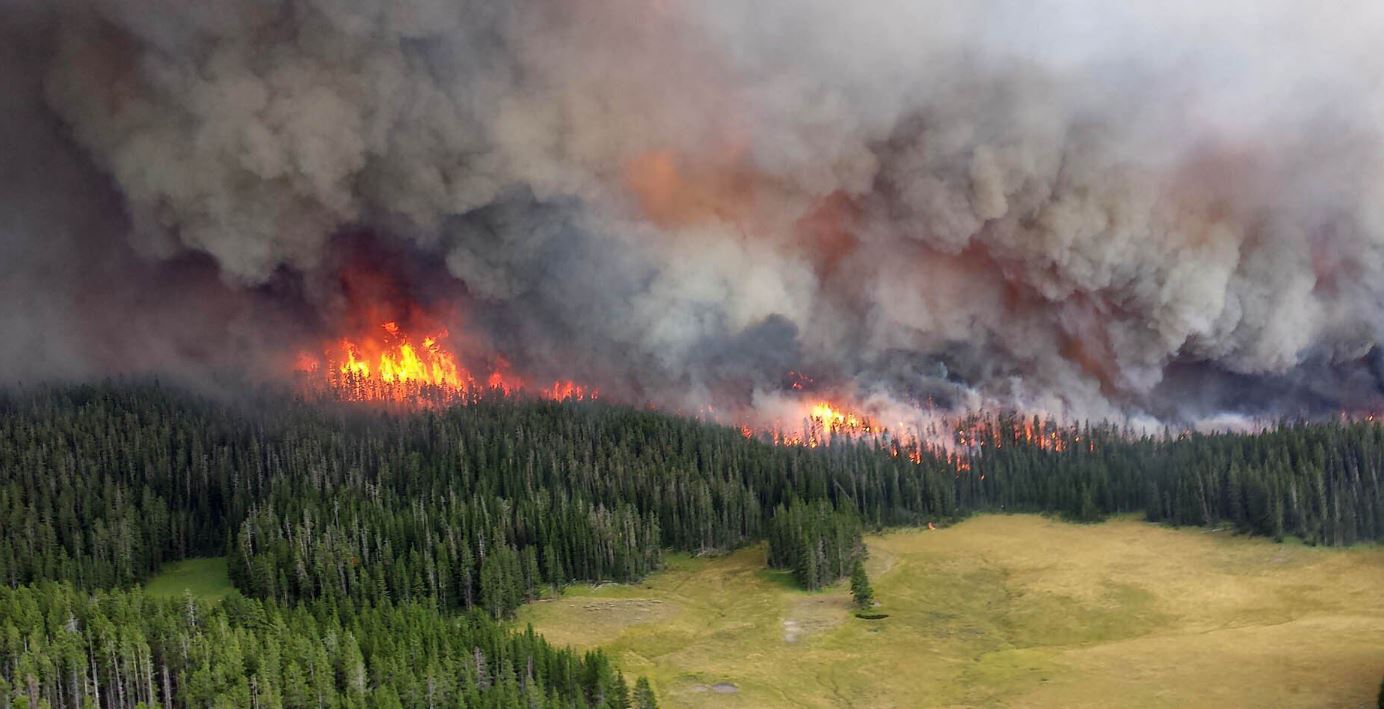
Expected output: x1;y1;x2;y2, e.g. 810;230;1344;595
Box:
952;413;1384;544
0;384;963;609
2;383;1383;705
766;499;865;590
0;583;638;708
3;388;1381;600
230;488;660;618
0;388;251;590
1141;424;1384;545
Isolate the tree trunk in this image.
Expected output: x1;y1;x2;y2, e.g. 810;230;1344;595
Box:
162;663;173;709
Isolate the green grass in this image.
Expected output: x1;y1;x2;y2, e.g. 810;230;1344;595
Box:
143;557;235;601
518;515;1384;708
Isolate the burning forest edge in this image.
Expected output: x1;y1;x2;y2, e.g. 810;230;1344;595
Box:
285;314;1380;478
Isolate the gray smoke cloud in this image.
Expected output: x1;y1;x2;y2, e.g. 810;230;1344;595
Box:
7;0;1384;421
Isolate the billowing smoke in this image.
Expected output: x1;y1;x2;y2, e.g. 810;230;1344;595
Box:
7;0;1384;421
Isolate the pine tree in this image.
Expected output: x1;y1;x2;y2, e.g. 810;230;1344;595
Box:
522;547;542;600
544;543;563;592
850;559;874;609
634;676;659;709
339;631;368;698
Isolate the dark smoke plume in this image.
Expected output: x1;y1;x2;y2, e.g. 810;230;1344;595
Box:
7;0;1384;423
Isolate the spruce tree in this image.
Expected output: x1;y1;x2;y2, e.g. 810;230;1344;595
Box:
850;559;874;609
634;676;659;709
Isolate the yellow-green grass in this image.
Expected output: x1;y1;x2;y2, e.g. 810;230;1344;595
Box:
517;515;1384;708
143;557;235;601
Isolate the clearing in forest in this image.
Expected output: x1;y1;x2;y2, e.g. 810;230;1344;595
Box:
143;557;235;601
518;514;1384;708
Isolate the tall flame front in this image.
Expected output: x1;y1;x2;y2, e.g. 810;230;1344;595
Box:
336;322;465;389
297;320;588;404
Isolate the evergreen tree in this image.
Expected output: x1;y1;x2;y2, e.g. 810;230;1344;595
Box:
850;559;874;609
634;676;659;709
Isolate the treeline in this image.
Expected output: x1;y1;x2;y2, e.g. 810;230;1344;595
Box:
230;489;661;618
0;385;1381;665
766;500;865;590
3;387;1383;605
0;583;642;709
951;413;1384;545
1143;424;1384;545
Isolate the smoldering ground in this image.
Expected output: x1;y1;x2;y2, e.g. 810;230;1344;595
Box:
6;0;1384;422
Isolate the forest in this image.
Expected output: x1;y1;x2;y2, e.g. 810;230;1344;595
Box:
0;583;642;708
1;382;1382;707
766;499;865;591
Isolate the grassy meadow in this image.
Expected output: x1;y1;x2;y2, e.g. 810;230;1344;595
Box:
518;515;1384;708
143;557;236;601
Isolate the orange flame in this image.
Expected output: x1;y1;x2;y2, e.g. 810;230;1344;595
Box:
299;319;593;405
746;398;885;449
333;321;466;389
299;318;1082;485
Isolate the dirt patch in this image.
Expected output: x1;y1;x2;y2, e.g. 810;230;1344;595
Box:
782;595;846;643
781;619;802;643
689;682;739;694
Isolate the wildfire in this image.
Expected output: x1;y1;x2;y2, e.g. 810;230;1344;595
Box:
539;380;597;402
295;307;1080;486
746;398;892;450
334;322;466;389
946;414;1082;454
297;320;594;405
810;402;856;430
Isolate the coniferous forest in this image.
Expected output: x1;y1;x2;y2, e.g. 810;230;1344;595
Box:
2;383;1383;707
0;583;630;708
766;499;865;590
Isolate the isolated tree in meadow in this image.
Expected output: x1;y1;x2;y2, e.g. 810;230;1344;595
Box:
850;559;874;609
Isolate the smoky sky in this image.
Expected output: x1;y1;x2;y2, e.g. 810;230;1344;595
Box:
6;0;1384;422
